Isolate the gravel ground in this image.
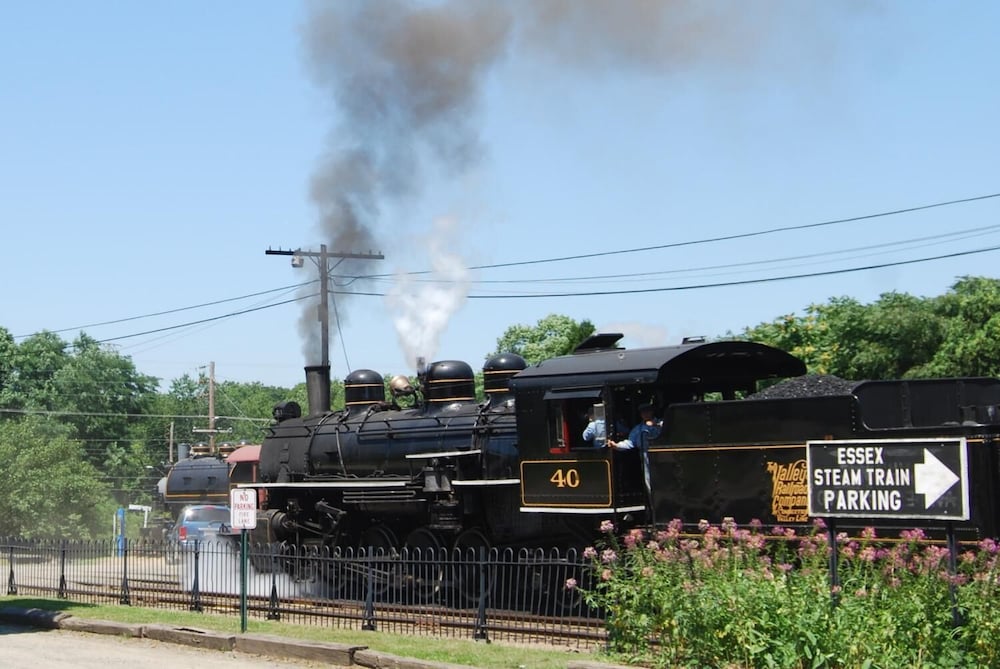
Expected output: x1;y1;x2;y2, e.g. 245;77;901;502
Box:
0;623;324;669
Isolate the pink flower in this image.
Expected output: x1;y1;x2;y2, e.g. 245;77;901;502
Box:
601;568;612;581
582;546;597;560
641;566;654;578
565;578;577;590
812;517;827;530
599;520;615;534
698;519;710;532
861;526;877;540
601;548;618;563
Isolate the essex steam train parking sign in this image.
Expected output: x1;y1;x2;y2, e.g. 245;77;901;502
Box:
806;438;970;521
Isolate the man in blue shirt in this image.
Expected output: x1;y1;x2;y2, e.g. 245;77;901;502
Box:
581;406;607;448
608;403;662;450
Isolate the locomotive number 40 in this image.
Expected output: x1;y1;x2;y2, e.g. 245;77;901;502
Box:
520;459;612;507
549;468;581;488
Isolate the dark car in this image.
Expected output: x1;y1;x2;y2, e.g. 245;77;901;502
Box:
167;504;230;561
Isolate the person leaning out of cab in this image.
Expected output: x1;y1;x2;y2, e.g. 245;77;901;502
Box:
607;402;662;450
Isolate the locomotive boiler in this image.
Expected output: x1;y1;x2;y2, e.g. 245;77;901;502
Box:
250;355;533;556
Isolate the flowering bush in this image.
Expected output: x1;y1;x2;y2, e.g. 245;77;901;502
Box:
578;519;1000;668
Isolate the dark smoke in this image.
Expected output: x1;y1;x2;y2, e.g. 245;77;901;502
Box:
299;0;847;367
300;0;511;364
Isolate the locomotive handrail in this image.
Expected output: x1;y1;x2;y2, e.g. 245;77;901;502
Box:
405;449;482;459
239;480;408;488
451;478;520;486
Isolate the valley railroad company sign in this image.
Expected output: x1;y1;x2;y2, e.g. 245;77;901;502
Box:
806;438;969;521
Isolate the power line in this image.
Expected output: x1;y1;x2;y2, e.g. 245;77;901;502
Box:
93;295;313;344
12;281;315;340
13;191;1000;345
0;408;270;422
358;191;1000;276
458;244;1000;299
79;242;1000;343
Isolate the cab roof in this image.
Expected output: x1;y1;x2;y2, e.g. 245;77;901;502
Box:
509;338;806;393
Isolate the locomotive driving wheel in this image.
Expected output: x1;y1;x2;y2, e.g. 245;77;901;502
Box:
451;528;493;606
354;525;399;600
402;527;444;603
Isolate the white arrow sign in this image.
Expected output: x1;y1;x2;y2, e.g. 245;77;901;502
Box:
914;448;959;509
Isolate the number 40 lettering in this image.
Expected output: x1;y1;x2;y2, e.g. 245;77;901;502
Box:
549;468;581;488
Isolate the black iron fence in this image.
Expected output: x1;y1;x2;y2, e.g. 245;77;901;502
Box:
1;536;606;648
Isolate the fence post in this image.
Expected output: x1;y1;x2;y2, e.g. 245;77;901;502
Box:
827;519;839;609
946;522;963;628
190;540;203;612
57;540;67;599
267;543;281;621
119;539;131;605
7;545;16;595
362;550;376;631
473;546;489;642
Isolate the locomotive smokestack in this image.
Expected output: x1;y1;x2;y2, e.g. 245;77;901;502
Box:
305;365;331;416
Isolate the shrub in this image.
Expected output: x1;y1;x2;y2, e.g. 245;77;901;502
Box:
580;520;995;668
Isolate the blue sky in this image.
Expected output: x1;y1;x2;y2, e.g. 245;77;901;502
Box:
3;1;999;390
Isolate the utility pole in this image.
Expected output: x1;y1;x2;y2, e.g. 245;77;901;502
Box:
265;245;384;368
208;361;216;453
193;361;228;451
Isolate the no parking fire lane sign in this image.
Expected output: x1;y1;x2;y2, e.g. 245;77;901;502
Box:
230;488;258;529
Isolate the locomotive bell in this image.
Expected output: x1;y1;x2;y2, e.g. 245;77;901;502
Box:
389;374;415;397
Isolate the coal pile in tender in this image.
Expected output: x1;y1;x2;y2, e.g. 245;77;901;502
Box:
752;374;857;400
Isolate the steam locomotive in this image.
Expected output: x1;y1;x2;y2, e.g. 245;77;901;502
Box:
241;333;1000;557
162;442;250;519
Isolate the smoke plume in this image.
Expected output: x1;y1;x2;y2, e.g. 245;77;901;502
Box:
300;0;830;367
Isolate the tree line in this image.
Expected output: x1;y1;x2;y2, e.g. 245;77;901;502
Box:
1;277;998;538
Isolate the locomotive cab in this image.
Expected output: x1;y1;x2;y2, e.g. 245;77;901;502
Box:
509;335;806;523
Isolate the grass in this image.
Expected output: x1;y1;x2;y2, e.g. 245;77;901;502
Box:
0;595;602;669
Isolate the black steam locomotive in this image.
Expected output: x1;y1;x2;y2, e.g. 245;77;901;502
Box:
241;333;1000;557
162;442;239;519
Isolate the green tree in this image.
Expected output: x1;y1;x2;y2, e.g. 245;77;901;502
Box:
492;314;596;365
0;327;15;395
0;416;115;539
213;380;295;443
744;292;945;380
817;292;945;379
55;334;159;468
740;307;832;373
924;276;1000;377
0;330;70;412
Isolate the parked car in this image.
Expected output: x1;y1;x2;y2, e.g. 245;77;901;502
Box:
167;504;230;561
